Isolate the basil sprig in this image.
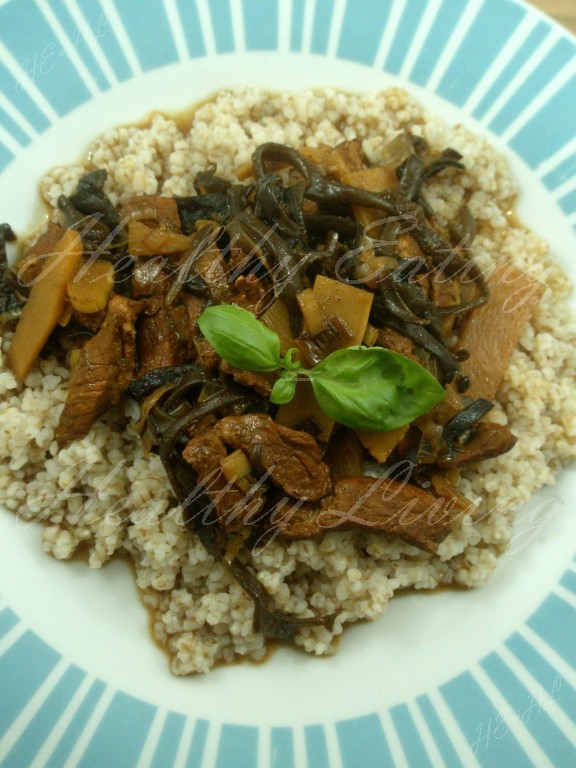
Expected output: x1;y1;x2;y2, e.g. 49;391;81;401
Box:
197;304;445;431
198;304;281;371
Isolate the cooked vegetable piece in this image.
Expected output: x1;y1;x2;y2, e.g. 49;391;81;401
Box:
362;323;379;346
68;348;82;369
442;398;494;448
67;169;120;232
353;256;397;290
299;140;364;179
15;222;65;292
126;364;198;400
67;260;115;313
438;422;517;467
277;276;372;440
132;382;174;434
57;302;74;327
340;166;397;230
456;264;544;401
297;288;327;336
340;166;397;194
123;195;182;231
274;379;335;443
8;229;83;380
128;220;191;256
356;425;409;463
220;448;253;494
312;274;373;345
379;132;416;168
196;245;233;303
260;298;296;354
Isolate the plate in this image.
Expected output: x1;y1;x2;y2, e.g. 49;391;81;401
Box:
1;0;575;766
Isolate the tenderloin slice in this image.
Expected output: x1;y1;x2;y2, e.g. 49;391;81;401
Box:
182;427;262;532
136;299;190;377
216;413;331;501
272;474;476;553
56;295;144;446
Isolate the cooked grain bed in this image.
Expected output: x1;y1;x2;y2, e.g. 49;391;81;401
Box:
1;87;575;674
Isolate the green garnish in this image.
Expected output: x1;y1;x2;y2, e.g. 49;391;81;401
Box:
197;303;281;371
197;304;445;431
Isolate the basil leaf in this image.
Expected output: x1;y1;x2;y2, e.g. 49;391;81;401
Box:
197;304;281;371
270;372;297;405
308;346;445;431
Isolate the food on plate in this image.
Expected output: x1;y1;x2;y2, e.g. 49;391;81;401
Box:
0;87;574;674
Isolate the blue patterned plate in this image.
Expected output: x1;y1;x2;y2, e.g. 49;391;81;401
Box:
1;1;575;766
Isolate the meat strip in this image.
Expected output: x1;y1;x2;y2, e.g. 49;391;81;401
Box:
182;413;330;531
56;295;145;446
182;427;263;532
272;474;476;553
216;414;331;501
219;360;275;397
136;298;190;376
